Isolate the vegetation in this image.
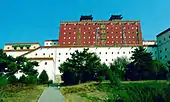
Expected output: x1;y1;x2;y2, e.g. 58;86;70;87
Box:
59;48;106;85
59;47;170;102
0;85;45;102
61;81;170;102
39;70;49;84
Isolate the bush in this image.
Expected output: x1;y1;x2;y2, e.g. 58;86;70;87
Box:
39;70;49;84
25;75;38;84
0;76;8;86
108;70;121;88
19;75;27;84
8;75;18;84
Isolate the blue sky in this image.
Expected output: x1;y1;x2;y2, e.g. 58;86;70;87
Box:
0;0;170;48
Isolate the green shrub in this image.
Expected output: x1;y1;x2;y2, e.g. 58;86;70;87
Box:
96;76;105;83
108;70;121;88
8;75;18;84
19;75;27;84
25;75;37;84
39;70;49;84
0;76;8;86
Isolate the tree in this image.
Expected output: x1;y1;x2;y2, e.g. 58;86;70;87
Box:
59;48;103;85
152;60;169;80
8;75;18;84
0;49;39;85
39;70;49;84
125;47;153;80
110;56;130;80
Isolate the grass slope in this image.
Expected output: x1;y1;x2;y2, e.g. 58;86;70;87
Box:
60;80;170;102
0;84;46;102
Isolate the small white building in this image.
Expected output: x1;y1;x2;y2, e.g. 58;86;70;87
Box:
157;28;170;66
44;40;58;46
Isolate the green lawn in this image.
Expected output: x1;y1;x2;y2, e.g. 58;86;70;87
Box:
60;80;170;102
0;84;46;102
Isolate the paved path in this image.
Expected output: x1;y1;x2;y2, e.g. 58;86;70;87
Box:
38;87;65;102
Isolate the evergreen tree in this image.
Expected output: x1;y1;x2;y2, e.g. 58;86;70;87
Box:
39;70;49;84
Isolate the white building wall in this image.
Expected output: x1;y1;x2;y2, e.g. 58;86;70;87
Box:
5;46;157;82
157;30;170;65
31;60;55;82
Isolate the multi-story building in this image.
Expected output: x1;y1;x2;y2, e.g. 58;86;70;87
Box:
4;15;167;82
59;15;142;46
157;28;170;66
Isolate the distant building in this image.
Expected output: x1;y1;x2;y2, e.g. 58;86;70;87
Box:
59;15;143;46
44;40;58;46
157;28;170;66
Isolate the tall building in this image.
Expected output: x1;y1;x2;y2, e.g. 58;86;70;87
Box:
157;28;170;66
59;15;142;46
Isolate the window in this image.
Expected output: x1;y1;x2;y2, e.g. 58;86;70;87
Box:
129;52;131;54
64;37;66;39
68;42;70;44
165;55;167;58
107;36;109;39
99;52;101;54
84;32;86;34
169;36;170;38
88;27;90;29
112;59;113;61
112;52;113;54
117;52;119;54
129;36;131;38
132;36;135;38
64;28;66;30
84;42;85;44
106;59;108;61
165;48;167;51
59;53;61;55
63;42;65;44
51;53;53;55
84;37;85;39
7;47;9;49
74;32;76;34
123;52;125;54
160;50;162;53
168;61;170;64
164;38;166;41
58;60;60;62
89;36;90;39
43;53;45;55
111;32;113;34
160;57;162;59
69;32;71;34
64;32;66;34
45;62;47;65
69;28;71;30
66;53;68;55
35;53;37;56
106;52;107;54
93;32;95;34
69;37;70;39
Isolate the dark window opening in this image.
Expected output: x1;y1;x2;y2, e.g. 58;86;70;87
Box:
117;52;119;54
51;53;53;55
35;53;37;56
45;62;47;65
160;50;162;53
112;52;113;54
106;52;107;54
66;53;68;55
165;55;167;58
106;59;107;61
58;60;60;62
43;53;45;55
59;53;61;55
160;57;162;59
99;52;101;54
123;52;125;54
168;61;170;64
165;48;167;51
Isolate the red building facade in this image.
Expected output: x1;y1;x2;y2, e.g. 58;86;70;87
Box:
58;15;142;46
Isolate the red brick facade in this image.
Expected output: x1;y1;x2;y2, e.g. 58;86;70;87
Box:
59;20;142;46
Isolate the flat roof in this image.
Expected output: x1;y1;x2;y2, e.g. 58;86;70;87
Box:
157;28;170;37
143;40;156;42
60;20;140;24
45;40;58;42
5;42;40;45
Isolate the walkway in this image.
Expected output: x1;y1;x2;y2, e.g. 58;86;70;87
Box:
38;87;66;102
